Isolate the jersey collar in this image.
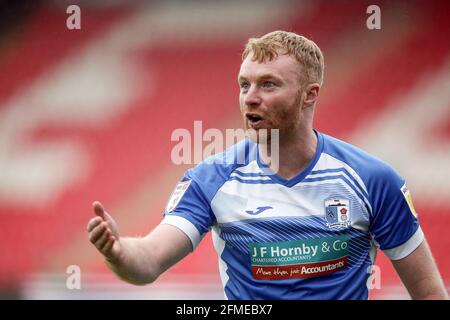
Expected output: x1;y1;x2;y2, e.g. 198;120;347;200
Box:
256;130;324;187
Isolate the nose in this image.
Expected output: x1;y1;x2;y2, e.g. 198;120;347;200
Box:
243;85;262;107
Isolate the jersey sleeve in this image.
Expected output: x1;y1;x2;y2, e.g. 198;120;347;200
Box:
368;165;424;260
160;169;216;251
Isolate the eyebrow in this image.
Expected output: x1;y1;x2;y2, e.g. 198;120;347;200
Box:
238;74;282;82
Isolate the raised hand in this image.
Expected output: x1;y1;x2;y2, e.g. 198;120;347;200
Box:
87;201;122;262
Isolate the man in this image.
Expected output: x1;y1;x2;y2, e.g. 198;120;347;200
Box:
87;31;448;299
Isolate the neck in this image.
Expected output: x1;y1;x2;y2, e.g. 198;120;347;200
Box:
259;126;318;180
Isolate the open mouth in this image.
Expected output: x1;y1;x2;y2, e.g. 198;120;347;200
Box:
245;113;264;127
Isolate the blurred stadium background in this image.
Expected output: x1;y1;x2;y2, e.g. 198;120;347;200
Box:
0;0;449;299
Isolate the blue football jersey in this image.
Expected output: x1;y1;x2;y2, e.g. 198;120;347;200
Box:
161;131;423;300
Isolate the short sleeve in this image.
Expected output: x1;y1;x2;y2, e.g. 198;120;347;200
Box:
368;166;424;260
160;170;216;251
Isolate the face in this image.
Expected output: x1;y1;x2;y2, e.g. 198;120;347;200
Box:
238;54;304;143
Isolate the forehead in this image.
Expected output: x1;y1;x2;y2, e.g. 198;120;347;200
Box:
238;54;301;81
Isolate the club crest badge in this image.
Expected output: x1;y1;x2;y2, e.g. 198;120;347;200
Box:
324;199;351;228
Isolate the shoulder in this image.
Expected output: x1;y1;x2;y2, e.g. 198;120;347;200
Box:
320;132;404;190
186;138;255;200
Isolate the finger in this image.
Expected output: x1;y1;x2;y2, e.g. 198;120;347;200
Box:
89;222;108;244
87;217;103;232
95;228;111;250
100;237;115;254
92;201;105;219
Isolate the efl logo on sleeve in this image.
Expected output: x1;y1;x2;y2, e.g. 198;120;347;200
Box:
166;179;192;213
401;183;418;218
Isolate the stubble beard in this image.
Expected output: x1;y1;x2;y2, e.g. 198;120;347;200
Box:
242;90;303;146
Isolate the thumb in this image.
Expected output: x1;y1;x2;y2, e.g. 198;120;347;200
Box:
92;201;106;219
92;201;119;238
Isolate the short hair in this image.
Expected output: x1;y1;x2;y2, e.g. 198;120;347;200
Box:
242;31;324;85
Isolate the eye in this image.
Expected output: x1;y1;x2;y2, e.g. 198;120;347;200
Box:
239;82;250;91
261;81;276;89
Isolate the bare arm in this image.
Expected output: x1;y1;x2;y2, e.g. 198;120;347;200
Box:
392;239;448;299
87;201;192;285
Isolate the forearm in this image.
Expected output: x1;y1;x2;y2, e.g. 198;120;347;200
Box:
105;237;161;285
393;239;449;300
401;272;448;300
87;204;192;286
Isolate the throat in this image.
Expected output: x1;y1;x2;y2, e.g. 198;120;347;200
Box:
275;163;310;180
258;130;318;180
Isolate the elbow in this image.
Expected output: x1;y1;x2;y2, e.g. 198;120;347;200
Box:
112;266;160;286
121;274;159;286
126;269;161;286
141;272;160;285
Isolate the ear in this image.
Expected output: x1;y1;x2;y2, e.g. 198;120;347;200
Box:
303;83;320;108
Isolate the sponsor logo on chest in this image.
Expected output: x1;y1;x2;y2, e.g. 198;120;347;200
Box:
250;236;349;280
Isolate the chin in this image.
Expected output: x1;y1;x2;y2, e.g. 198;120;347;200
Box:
246;128;272;145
